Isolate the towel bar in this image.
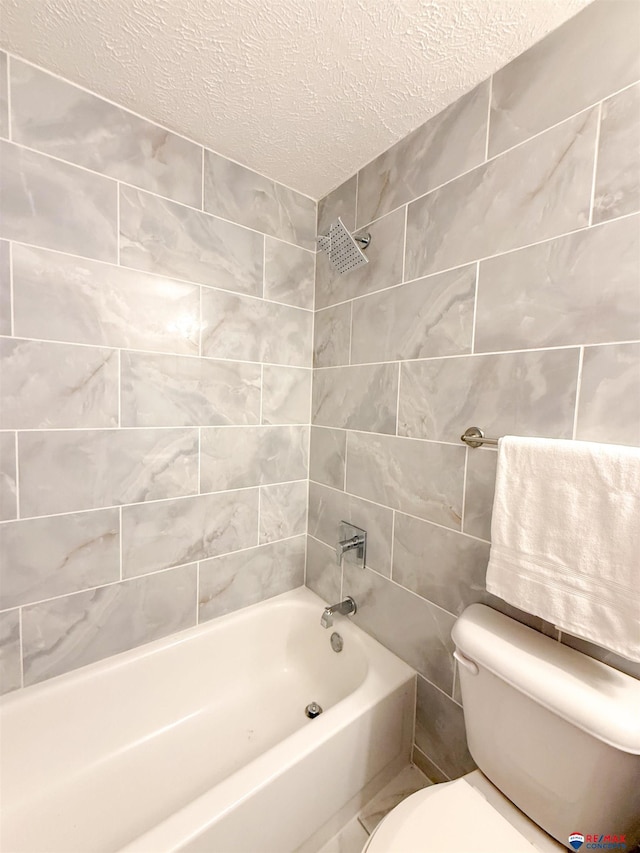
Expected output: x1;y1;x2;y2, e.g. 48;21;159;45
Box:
460;427;499;448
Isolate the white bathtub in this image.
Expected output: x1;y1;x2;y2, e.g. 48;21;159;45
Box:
0;587;415;853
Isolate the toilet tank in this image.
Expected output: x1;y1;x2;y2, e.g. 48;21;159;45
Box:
452;605;640;850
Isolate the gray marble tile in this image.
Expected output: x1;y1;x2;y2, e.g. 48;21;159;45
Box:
0;338;118;429
203;151;316;249
19;428;198;517
201;288;312;367
0;508;120;609
119;186;263;296
344;563;456;692
10;60;202;207
392;512;489;616
560;632;640;680
358;766;430;834
415;674;476;779
0;140;117;261
412;746;449;784
346;433;465;530
313;302;351;368
475;214;640;352
357;82;489;227
351;265;475;364
12;244;200;355
463;449;497;541
0;240;10;336
264;237;314;309
121;352;261;428
488;0;640;157
0;432;17;521
312;364;398;434
406;109;598;280
200;425;308;492
0;610;21;696
261;366;311;425
22;564;197;686
309;427;346;490
399;349;580;443
318;175;358;235
259;480;307;544
199;535;305;622
593;83;640;224
122;489;259;578
576;342;640;446
308;481;393;577
305;535;342;604
318;817;369;853
0;52;7;140
316;207;405;309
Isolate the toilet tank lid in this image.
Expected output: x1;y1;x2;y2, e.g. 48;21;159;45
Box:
452;604;640;755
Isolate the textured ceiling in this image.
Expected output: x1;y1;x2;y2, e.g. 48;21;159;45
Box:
0;0;591;199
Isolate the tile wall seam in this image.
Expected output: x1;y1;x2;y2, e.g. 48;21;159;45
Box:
6;53;12;141
409;677;418;762
470;261;480;354
460;446;469;533
343;427;348;492
484;75;493;161
389;509;396;579
197;427;202;493
196;561;201;625
8;240;14;337
261;235;266;299
394;362;401;436
401;204;408;283
417;670;463;709
200;146;205;211
257;486;262;546
412;744;452;783
2;49;318;203
451;659;458;701
13;430;19;519
572;346;586;440
18;606;24;688
259;364;264;424
348;301;354;366
588;101;604;227
116;182;121;265
198;285;203;356
1;421;315;433
118;505;123;581
354;170;360;231
117;348;122;427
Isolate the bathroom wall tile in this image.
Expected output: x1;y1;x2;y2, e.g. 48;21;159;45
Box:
593;83;640;224
317;816;369;853
318;175;357;235
392;513;490;616
351;265;475;364
308;481;393;577
0;610;21;696
475;215;640;352
264;237;314;309
576;343;640;447
412;746;449;784
10;60;203;207
343;563;456;692
199;535;305;622
560;632;640;681
259;481;307;543
346;433;465;530
0;508;119;609
261;366;311;425
201;288;312;367
0;52;8;139
488;0;640;157
22;564;197;686
19;428;198;517
309;426;346;490
0;239;10;336
357;82;489;227
482;591;559;638
12;244;200;355
415;675;476;779
399;349;580;443
122;489;259;577
316;207;405;309
405;110;597;280
463;449;497;541
200;426;308;492
313;302;351;368
203;151;316;249
312;364;398;434
121;352;261;428
0;338;118;429
358;765;431;834
305;535;342;604
119;186;263;296
0;432;17;521
0;140;117;261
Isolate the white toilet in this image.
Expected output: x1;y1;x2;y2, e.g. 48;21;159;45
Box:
364;604;640;853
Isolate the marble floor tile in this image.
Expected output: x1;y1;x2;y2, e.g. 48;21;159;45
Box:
309;427;346;490
264;237;315;309
0;610;21;696
415;674;476;780
305;535;342;604
261;366;312;425
313;303;351;369
0;239;9;336
318;175;357;235
312;364;398;434
0;140;117;262
358;765;431;834
198;536;305;622
593;83;640;224
10;59;203;207
317;817;369;853
259;481;307;544
0;431;17;521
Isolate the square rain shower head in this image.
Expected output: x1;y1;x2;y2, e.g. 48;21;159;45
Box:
318;217;370;275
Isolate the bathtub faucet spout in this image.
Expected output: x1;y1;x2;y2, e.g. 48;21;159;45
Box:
321;597;357;629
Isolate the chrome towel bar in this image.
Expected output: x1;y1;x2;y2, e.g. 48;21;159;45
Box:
460;427;500;448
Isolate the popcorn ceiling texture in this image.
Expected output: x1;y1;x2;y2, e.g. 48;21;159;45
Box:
0;0;591;199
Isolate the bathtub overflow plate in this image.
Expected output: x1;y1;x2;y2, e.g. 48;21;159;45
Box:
305;702;323;719
330;632;343;653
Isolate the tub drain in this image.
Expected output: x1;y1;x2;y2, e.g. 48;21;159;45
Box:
305;702;323;719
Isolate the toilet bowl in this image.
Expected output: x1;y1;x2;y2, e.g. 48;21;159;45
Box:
362;771;563;853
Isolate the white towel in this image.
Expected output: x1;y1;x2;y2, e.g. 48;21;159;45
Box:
486;436;640;662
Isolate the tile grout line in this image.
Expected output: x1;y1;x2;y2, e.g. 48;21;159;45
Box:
18;607;24;688
8;240;14;337
119;506;123;581
348;301;354;366
197;427;202;493
116;182;121;265
394;362;401;436
460;446;469;534
201;147;205;211
117;349;122;427
588;101;603;227
0;421;316;434
6;53;12;142
257;487;262;546
572;346;586;440
413;744;452;782
484;75;493;161
389;510;396;579
470;261;480;354
401;204;408;283
13;430;20;520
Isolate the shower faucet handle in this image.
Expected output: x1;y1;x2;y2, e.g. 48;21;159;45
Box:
335;521;366;569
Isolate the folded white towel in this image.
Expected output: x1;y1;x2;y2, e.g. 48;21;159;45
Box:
486;436;640;662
